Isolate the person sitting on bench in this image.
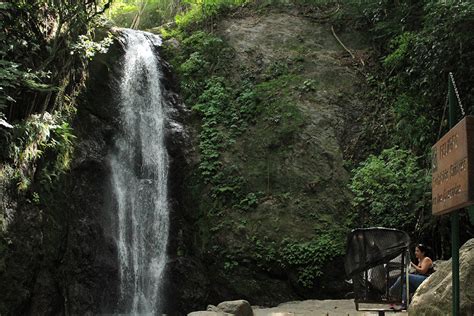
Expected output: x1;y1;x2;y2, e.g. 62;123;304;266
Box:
389;244;434;309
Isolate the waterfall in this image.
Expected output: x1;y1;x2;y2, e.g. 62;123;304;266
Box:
109;29;169;315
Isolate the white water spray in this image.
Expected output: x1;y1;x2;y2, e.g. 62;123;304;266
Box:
109;29;169;315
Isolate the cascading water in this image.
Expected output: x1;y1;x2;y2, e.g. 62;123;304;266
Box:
109;29;169;315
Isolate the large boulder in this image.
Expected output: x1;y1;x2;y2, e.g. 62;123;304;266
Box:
216;300;253;316
410;238;474;315
188;312;232;316
188;300;254;316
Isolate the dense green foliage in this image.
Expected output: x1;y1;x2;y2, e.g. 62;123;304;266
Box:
174;0;247;29
109;0;248;30
0;0;112;192
0;0;115;190
107;0;182;29
342;0;474;254
0;2;114;313
0;1;113;121
343;0;474;155
9;113;76;191
251;232;345;287
350;148;430;231
168;32;261;210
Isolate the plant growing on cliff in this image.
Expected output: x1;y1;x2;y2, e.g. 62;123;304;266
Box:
281;235;344;288
342;1;474;156
9;113;75;191
251;232;345;288
175;0;248;29
168;31;261;210
192;76;260;207
1;0;112;121
107;0;182;29
349;147;430;231
71;32;114;60
175;31;233;102
193;77;229;181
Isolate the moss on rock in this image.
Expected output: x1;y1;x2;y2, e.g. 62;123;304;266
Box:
162;8;370;305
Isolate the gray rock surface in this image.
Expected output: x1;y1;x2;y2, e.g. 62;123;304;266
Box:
188;312;232;316
189;300;254;316
409;238;474;315
183;10;369;305
253;299;406;315
216;300;254;316
207;304;221;312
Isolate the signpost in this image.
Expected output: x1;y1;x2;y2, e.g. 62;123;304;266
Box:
432;116;474;215
431;74;467;316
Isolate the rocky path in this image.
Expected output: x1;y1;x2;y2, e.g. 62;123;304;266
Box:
253;300;407;316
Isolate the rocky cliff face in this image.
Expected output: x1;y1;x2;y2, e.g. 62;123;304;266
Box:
0;32;189;315
0;36;123;316
162;8;372;311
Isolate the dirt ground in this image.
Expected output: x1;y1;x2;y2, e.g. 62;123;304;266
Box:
253;299;408;316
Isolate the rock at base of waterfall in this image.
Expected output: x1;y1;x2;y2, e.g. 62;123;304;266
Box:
207;304;220;312
188;311;232;316
188;300;254;316
216;300;254;316
409;238;474;316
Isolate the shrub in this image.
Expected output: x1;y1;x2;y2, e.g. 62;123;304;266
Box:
252;231;345;288
9;113;75;191
391;93;435;155
175;0;248;29
350;147;430;231
383;32;415;69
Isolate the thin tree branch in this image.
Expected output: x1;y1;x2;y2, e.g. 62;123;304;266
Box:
331;25;355;59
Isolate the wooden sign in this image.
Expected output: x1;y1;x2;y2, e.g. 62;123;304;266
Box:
432;116;474;215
